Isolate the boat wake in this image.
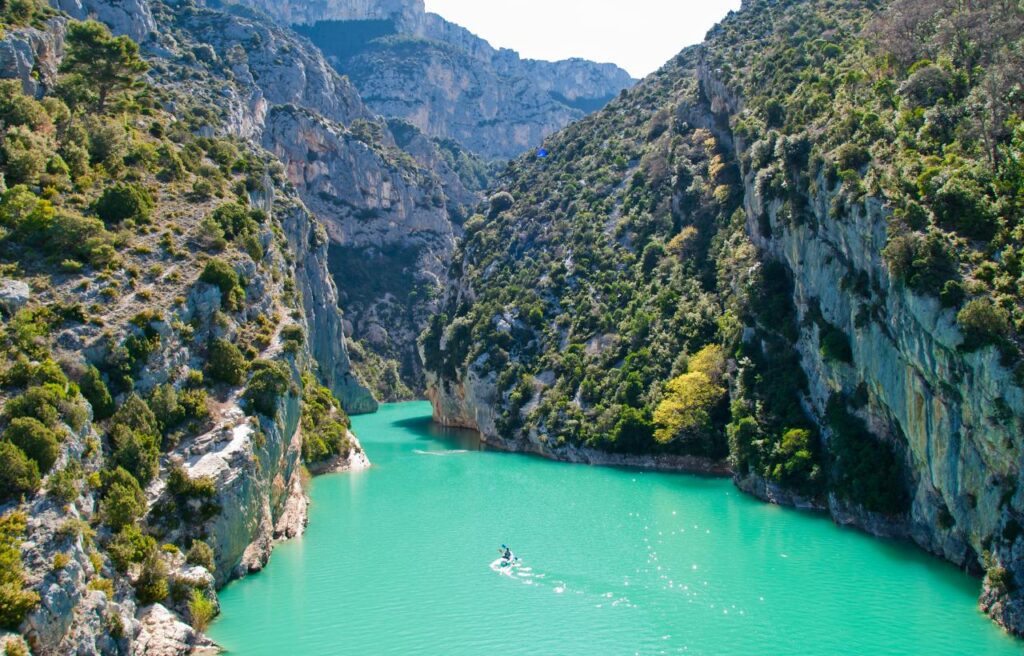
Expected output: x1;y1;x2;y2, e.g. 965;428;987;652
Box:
488;558;634;607
412;449;469;456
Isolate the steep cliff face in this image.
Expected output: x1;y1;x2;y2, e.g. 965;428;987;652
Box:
149;0;481;398
219;0;423;28
0;16;65;96
337;36;585;161
223;0;635;160
425;0;1024;634
700;54;1024;621
0;4;375;652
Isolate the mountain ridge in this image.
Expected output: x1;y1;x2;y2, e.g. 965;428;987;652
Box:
220;0;636;159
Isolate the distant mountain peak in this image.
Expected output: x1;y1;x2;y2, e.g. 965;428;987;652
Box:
218;0;635;160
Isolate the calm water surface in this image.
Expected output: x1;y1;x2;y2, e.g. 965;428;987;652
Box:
210;402;1020;655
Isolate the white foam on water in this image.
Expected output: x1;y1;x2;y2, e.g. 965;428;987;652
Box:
489;558;515;576
412;449;469;456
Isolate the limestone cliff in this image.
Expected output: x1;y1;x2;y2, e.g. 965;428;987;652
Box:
222;0;635;160
151;0;478;397
424;0;1024;635
0;4;374;652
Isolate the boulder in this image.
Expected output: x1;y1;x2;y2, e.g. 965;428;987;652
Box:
0;279;30;315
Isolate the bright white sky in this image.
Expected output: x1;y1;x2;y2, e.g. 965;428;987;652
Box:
424;0;742;78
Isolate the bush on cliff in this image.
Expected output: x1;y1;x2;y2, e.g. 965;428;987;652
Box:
94;183;154;225
243;360;291;417
300;377;352;464
0;443;40;503
0;512;39;629
80;366;115;421
186;539;215;573
957;298;1011;351
205;338;247;386
100;467;146;531
134;550;169;605
3;417;61;475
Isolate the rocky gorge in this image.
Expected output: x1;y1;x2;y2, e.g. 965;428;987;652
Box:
0;0;636;651
423;0;1024;637
1;0;1024;651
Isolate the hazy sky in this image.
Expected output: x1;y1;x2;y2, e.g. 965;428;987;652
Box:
424;1;742;78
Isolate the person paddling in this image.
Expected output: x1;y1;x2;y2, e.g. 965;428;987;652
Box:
500;544;514;562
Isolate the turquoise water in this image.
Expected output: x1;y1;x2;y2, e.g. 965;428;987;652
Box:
210;402;1020;655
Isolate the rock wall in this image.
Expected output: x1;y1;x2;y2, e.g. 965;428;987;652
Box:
341;40;582;160
695;57;1024;594
218;0;424;29
168;186;374;584
223;0;634;160
155;1;469;393
426;30;1024;636
2;10;376;650
0;18;66;97
52;0;156;42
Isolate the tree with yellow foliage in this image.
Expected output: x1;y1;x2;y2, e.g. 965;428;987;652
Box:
653;344;727;450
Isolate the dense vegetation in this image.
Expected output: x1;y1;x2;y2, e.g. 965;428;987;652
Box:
425;0;1024;516
0;9;363;640
705;0;1024;367
423;50;763;459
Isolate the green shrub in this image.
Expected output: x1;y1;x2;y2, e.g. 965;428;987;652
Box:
167;464;215;500
107;525;156;572
109;424;159;485
148;383;183;438
178;388;210;426
209;202;262;240
197;214;226;250
2;125;50;185
0;443;40;502
939;280;965;309
94;183;154;225
609;406;655;453
819;324;853;363
3;417;61;474
0;512;39;630
280;325;304;353
882;231;957;296
834;142;870;171
300;375;352;463
243;360;291;417
3;384;64;427
205;338;247;386
185;539;216;573
80;366;114;420
187;589;216;632
771;428;818;485
100;467;146;530
47;462;82;504
199;258;243;310
927;172;997;240
957;298;1010;350
134;550;168;605
487;191;514;218
111;394;160;440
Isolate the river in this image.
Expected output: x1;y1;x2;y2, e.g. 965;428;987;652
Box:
209;402;1020;655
